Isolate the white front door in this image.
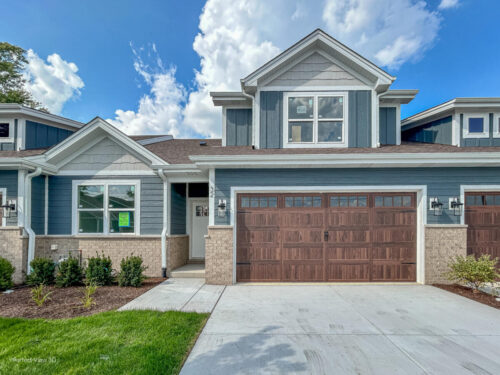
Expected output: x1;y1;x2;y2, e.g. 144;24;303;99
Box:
190;199;209;259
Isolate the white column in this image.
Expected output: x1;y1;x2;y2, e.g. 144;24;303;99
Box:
17;170;27;227
209;168;215;226
44;175;49;235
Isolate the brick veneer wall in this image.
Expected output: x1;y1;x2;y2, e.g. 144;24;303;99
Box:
424;224;468;284
166;235;189;275
0;227;28;284
205;226;233;285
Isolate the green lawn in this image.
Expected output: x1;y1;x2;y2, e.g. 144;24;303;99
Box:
0;310;208;375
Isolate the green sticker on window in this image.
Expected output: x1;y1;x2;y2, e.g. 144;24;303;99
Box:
119;212;130;227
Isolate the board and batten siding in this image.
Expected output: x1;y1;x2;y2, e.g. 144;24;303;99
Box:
260;90;372;149
170;183;186;235
47;176;163;235
25;120;74;150
402;116;452;145
460;113;500;147
0;170;18;226
31;176;45;234
214;167;500;226
379;107;397;145
226;108;252;146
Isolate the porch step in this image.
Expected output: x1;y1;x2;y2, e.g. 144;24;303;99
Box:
170;264;205;278
187;259;205;265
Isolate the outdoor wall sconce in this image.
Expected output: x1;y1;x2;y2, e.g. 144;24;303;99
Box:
429;198;443;216
1;199;16;218
449;197;464;216
217;199;227;218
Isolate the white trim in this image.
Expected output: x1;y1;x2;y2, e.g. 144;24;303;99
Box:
283;91;348;148
17;170;26;227
0;118;15;143
208;169;215;226
57;170;156;176
462;113;489;138
71;179;141;236
44;176;48;235
460;185;500;225
0;103;84;129
0;188;6;227
493;114;500;138
229;185;427;284
371;89;378;147
187;198;209;259
254;88;260;148
452;113;460;146
167;175;208;183
260;85;371;92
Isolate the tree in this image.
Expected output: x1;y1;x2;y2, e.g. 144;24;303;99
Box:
0;42;46;110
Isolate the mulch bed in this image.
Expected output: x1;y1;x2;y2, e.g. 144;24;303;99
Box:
433;283;500;309
0;277;165;319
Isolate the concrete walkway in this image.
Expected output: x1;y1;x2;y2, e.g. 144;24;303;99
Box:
119;278;224;313
181;284;500;374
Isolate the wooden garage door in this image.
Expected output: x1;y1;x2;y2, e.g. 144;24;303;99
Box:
236;193;417;282
465;192;500;266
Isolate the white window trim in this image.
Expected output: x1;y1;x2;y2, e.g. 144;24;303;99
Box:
463;113;489;138
493;114;500;138
71;179;141;236
0;188;6;227
283;91;348;148
0;118;15;143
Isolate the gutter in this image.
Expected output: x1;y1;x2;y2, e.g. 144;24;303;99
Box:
157;169;169;278
25;167;42;275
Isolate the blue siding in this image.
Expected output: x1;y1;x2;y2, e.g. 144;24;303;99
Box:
226;108;252;146
31;176;45;234
214;167;500;226
0;170;18;226
403;116;452;145
460;113;500;147
260;91;283;148
0;143;15;151
379;107;397;145
25;121;74;150
48;175;163;235
348;91;372;147
170;183;186;235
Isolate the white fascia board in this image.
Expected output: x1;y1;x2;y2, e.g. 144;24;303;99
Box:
190;152;500;169
0;104;84;129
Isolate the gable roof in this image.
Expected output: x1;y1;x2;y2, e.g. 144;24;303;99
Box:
42;117;168;168
241;29;395;93
0;103;84;129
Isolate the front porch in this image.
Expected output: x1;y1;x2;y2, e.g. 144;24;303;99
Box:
171;263;205;278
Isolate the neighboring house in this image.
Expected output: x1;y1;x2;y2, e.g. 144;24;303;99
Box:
1;29;500;286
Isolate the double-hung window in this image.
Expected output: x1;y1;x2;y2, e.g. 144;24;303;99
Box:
74;180;139;235
284;92;347;147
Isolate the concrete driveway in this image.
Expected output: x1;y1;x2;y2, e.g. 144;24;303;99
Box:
181;284;500;375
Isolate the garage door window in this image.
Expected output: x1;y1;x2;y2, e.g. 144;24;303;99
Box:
284;196;322;208
241;196;277;208
330;195;367;207
466;194;500;206
375;195;412;207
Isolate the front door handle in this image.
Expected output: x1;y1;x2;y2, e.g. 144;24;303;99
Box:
324;231;329;241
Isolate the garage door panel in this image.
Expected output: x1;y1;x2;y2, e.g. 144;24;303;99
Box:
372;228;416;243
327;211;370;226
237;212;280;228
237;262;282;282
373;211;416;226
327;263;370;281
280;212;324;227
372;246;415;262
282;263;324;281
372;263;416;281
237;229;279;245
326;230;370;243
282;247;324;261
326;247;370;261
237;247;281;262
282;229;323;244
468;246;500;259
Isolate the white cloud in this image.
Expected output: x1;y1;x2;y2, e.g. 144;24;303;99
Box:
107;45;186;136
110;0;449;138
438;0;459;10
24;50;84;114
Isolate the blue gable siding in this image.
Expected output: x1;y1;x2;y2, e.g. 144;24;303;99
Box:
214;167;500;226
226;108;252;146
25;121;74;150
170;183;186;235
48;175;163;235
460;113;500;147
379;107;397;145
31;176;45;234
260;91;283;149
403;116;452;145
348;91;372;147
0;170;18;226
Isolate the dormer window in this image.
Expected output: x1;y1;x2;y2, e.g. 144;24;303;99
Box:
284;92;347;148
463;114;489;138
0;123;8;138
0;119;14;143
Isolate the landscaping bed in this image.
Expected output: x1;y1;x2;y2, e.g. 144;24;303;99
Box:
433;283;500;309
0;277;165;319
0;310;208;375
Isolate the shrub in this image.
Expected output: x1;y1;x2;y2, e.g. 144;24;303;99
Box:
26;258;56;286
86;253;113;286
0;257;15;291
81;282;98;309
31;284;53;307
446;254;500;291
118;256;147;287
55;257;83;287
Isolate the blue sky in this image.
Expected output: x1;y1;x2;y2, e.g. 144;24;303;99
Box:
1;0;498;137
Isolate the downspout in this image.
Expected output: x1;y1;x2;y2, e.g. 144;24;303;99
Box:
240;82;255;146
157;169;168;277
25;167;42;275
